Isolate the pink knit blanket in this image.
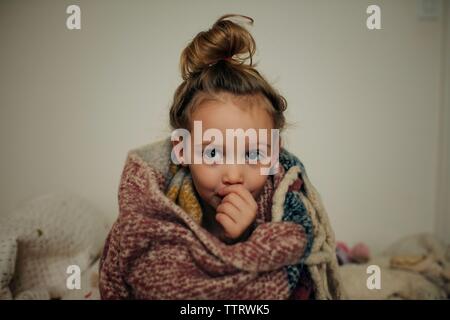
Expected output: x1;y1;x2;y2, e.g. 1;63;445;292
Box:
99;139;313;299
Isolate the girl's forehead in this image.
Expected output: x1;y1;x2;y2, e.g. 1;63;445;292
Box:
191;92;274;130
192;103;273;131
192;91;271;113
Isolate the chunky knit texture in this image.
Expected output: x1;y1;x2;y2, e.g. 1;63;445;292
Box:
99;138;345;299
0;193;109;300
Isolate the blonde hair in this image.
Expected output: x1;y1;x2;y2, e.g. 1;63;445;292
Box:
169;14;288;131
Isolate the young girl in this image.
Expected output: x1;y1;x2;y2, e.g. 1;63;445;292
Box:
99;14;344;300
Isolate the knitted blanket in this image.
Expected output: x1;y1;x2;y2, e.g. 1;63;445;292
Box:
99;138;345;299
0;193;109;299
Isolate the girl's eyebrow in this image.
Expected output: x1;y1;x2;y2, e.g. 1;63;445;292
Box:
193;142;223;150
195;142;272;151
196;142;272;146
257;143;271;147
196;141;223;147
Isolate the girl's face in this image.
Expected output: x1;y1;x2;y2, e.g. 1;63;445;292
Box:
184;92;278;211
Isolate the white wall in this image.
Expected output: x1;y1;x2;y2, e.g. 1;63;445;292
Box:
0;0;447;253
436;0;450;245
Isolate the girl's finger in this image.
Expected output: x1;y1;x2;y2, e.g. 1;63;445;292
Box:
216;202;240;224
215;212;237;237
221;192;246;213
217;184;255;207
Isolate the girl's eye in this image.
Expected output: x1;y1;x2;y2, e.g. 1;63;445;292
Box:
204;147;222;161
246;149;263;162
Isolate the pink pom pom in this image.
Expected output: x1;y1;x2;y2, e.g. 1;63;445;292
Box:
350;242;370;263
336;241;350;254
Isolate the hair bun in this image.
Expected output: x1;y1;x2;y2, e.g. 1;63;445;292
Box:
180;14;256;80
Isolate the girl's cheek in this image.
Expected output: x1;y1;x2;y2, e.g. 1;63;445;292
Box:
246;167;269;193
191;164;221;189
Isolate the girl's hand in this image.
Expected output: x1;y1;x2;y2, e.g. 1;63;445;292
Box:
215;184;258;240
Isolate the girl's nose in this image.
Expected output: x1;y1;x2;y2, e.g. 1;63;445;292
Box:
222;165;244;185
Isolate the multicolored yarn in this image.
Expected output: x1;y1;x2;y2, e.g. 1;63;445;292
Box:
99;138;345;299
165;163;203;225
278;149;314;292
163;149;315;294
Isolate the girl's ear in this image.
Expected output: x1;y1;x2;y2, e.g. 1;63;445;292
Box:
171;140;186;166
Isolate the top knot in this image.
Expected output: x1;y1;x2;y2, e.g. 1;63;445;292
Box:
180;14;256;80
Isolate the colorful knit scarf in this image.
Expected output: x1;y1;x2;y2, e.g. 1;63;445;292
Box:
99;138;345;299
164;148;318;292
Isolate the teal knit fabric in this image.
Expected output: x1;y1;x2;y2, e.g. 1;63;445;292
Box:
279;148;314;291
